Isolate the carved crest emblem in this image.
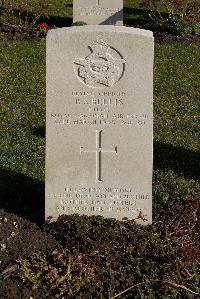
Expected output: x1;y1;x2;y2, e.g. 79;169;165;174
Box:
73;40;125;88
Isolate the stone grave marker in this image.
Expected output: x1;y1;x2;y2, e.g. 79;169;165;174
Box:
73;0;123;25
46;26;154;224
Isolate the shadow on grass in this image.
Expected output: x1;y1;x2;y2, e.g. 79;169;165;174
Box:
66;4;73;8
2;6;168;31
124;7;167;31
154;141;200;181
31;129;199;182
47;16;73;27
0;141;198;226
33;126;45;138
0;168;44;226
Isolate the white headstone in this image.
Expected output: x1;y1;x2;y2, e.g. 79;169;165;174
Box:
46;26;154;224
73;0;123;25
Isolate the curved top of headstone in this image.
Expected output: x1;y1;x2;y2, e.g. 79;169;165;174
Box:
47;25;153;39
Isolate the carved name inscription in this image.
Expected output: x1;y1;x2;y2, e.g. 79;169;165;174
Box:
50;90;149;127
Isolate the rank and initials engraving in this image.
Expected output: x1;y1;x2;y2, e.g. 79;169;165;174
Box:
80;130;117;182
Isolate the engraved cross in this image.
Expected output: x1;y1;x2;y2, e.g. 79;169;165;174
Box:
80;130;117;182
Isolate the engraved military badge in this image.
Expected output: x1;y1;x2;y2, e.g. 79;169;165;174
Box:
73;40;125;88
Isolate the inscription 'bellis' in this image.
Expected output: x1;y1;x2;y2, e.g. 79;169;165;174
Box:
75;98;124;105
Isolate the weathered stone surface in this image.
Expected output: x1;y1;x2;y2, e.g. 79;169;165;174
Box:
73;0;123;25
46;26;154;224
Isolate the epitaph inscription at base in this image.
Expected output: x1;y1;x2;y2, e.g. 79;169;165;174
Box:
46;26;154;224
73;0;123;25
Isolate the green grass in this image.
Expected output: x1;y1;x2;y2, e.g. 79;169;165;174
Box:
0;0;152;29
0;42;199;197
1;0;139;18
153;44;200;209
1;0;199;35
0;41;45;180
154;44;200;150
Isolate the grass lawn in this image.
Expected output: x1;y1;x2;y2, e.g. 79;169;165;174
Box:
0;40;199;297
0;0;164;29
0;41;199;201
